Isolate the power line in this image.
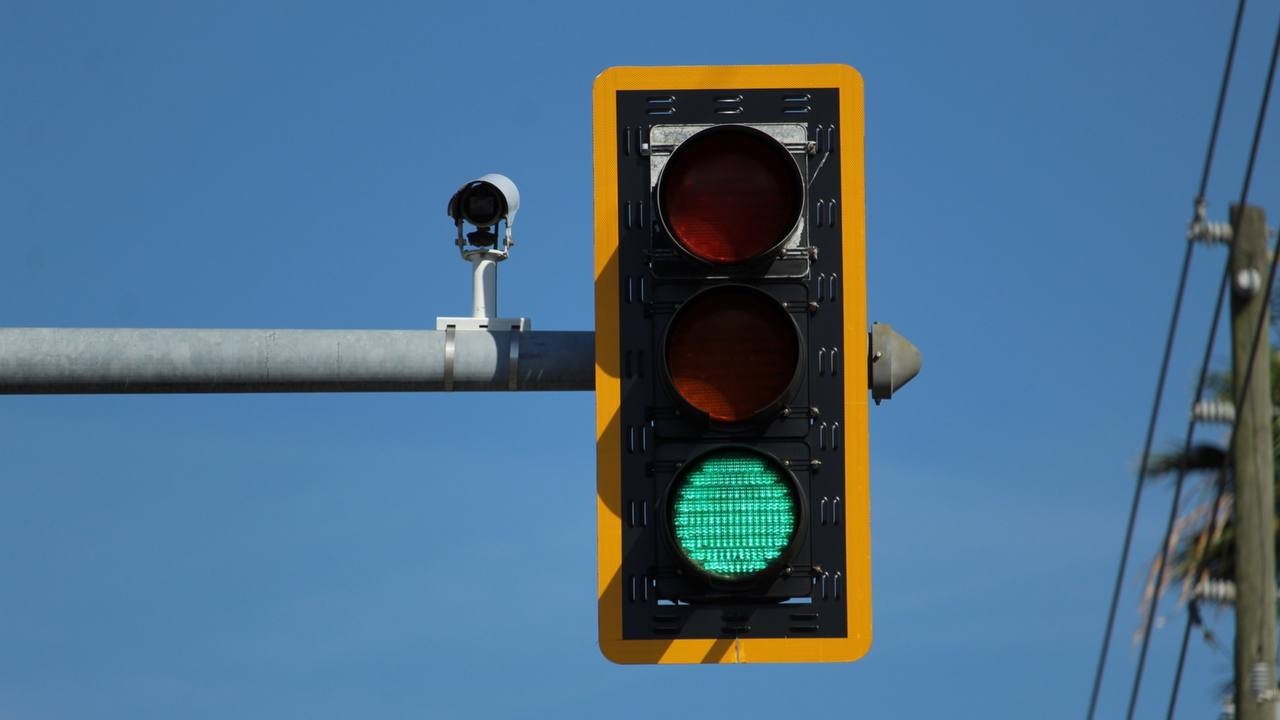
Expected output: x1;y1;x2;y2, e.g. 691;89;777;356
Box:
1165;473;1228;720
1126;242;1231;720
1197;0;1251;203
1085;1;1249;716
1166;11;1280;718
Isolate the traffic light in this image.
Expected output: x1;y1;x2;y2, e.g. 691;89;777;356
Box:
594;64;871;664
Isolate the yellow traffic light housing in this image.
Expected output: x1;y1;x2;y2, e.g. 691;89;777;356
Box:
594;64;870;664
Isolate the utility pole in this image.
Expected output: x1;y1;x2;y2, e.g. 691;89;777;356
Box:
1230;203;1276;720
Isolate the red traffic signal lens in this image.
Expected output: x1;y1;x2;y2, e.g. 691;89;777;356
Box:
664;285;801;423
658;125;803;265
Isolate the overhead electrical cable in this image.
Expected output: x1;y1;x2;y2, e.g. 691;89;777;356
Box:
1086;1;1249;717
1165;11;1280;718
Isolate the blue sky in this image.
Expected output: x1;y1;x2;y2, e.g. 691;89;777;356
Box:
2;1;1279;718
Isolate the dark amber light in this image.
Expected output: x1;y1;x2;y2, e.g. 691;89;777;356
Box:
664;286;801;423
658;126;803;265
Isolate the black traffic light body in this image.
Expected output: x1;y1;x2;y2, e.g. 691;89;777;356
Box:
594;65;869;664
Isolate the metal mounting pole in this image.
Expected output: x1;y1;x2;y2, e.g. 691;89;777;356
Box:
0;328;593;394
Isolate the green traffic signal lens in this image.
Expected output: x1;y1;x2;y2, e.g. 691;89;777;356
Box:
670;448;799;581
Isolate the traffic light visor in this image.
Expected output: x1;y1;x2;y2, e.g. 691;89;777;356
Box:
669;447;801;581
657;125;803;265
664;285;801;423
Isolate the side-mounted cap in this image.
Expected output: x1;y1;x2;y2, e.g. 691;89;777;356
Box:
869;323;921;404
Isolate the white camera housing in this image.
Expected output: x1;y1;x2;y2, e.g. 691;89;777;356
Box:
436;172;530;334
448;173;520;229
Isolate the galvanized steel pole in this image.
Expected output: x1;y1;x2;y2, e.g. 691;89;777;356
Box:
0;328;594;394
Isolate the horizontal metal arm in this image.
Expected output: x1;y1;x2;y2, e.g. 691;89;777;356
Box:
0;328;594;394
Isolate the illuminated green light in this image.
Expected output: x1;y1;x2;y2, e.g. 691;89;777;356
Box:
671;449;798;580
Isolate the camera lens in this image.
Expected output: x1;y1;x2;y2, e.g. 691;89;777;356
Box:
462;184;503;227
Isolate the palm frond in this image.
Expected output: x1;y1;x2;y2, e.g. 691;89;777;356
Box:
1145;444;1228;479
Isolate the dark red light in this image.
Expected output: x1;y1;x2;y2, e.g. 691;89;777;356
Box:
658;126;803;265
664;286;801;423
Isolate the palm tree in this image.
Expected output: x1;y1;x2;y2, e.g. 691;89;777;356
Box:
1139;351;1280;636
1139;443;1230;630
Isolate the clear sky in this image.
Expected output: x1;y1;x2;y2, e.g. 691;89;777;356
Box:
2;1;1279;718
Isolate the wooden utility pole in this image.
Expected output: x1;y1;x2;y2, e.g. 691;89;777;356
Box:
1230;203;1276;720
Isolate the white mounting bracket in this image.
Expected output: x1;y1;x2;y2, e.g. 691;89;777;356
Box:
435;317;530;332
435;245;530;333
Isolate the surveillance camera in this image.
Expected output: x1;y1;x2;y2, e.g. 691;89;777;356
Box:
448;173;520;229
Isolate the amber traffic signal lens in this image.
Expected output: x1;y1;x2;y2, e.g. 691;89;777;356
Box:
658;125;803;265
664;286;801;423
